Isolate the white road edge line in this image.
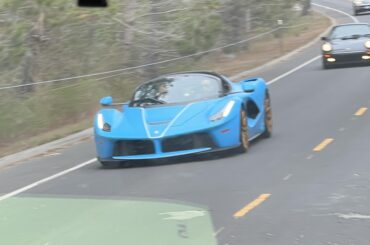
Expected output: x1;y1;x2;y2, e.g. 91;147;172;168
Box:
267;55;321;85
0;158;96;202
312;3;359;23
213;227;225;237
0;2;353;203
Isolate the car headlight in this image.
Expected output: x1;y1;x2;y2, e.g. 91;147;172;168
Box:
365;41;370;49
210;101;235;122
354;0;363;5
97;113;104;129
97;113;111;132
322;43;332;52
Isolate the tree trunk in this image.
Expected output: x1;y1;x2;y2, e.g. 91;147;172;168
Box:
122;0;137;67
302;0;311;16
222;0;246;53
20;51;35;94
145;0;161;78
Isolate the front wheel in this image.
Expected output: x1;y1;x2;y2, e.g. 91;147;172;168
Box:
100;160;130;168
237;110;249;153
262;91;273;138
322;60;331;69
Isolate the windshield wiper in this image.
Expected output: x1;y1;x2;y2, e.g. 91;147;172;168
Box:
132;97;165;106
341;34;362;40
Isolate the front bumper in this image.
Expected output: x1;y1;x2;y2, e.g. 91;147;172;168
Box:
95;117;241;161
97;145;241;163
99;148;210;161
323;52;370;66
354;4;370;12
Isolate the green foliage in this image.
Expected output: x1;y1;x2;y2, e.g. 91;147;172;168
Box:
175;13;222;55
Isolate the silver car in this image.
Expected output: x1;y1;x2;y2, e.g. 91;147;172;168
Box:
353;0;370;15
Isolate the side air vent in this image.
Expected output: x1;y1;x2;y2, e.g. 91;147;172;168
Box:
244;78;258;82
247;100;260;119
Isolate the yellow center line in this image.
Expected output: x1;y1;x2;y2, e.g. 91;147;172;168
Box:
354;107;368;116
313;138;334;152
233;194;271;219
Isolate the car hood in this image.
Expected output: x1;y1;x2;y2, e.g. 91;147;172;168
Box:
104;98;231;139
331;38;368;53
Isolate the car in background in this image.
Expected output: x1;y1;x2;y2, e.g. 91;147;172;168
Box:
353;0;370;15
321;23;370;69
94;72;273;167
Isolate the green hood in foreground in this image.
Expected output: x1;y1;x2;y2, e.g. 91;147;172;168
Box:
0;197;217;245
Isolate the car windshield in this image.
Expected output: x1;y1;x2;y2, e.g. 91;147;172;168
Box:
131;74;222;106
330;25;370;39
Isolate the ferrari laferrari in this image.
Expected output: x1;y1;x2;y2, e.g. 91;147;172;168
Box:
94;71;272;167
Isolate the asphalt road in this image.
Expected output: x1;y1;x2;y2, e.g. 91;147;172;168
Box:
1;0;370;244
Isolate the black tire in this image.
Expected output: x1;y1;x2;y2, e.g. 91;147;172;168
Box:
237;109;249;153
100;161;130;168
354;9;358;16
262;91;273;138
322;60;330;69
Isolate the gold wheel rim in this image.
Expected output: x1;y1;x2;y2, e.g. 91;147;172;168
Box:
241;111;249;149
264;97;273;133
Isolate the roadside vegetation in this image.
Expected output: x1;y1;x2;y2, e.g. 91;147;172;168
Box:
0;0;326;157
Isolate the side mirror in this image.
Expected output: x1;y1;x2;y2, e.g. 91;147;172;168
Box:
321;37;328;41
100;96;113;106
242;83;255;93
78;0;108;7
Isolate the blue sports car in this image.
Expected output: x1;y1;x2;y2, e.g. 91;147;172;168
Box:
94;71;272;167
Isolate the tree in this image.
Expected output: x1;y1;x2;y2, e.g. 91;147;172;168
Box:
302;0;311;16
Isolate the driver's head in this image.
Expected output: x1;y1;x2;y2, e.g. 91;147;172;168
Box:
158;83;167;93
201;79;217;93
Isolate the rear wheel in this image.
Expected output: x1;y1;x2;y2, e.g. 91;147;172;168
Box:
262;91;273;138
237;110;249;153
353;9;358;16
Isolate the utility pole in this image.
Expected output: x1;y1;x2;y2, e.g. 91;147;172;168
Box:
243;8;251;51
277;19;284;55
246;8;251;34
